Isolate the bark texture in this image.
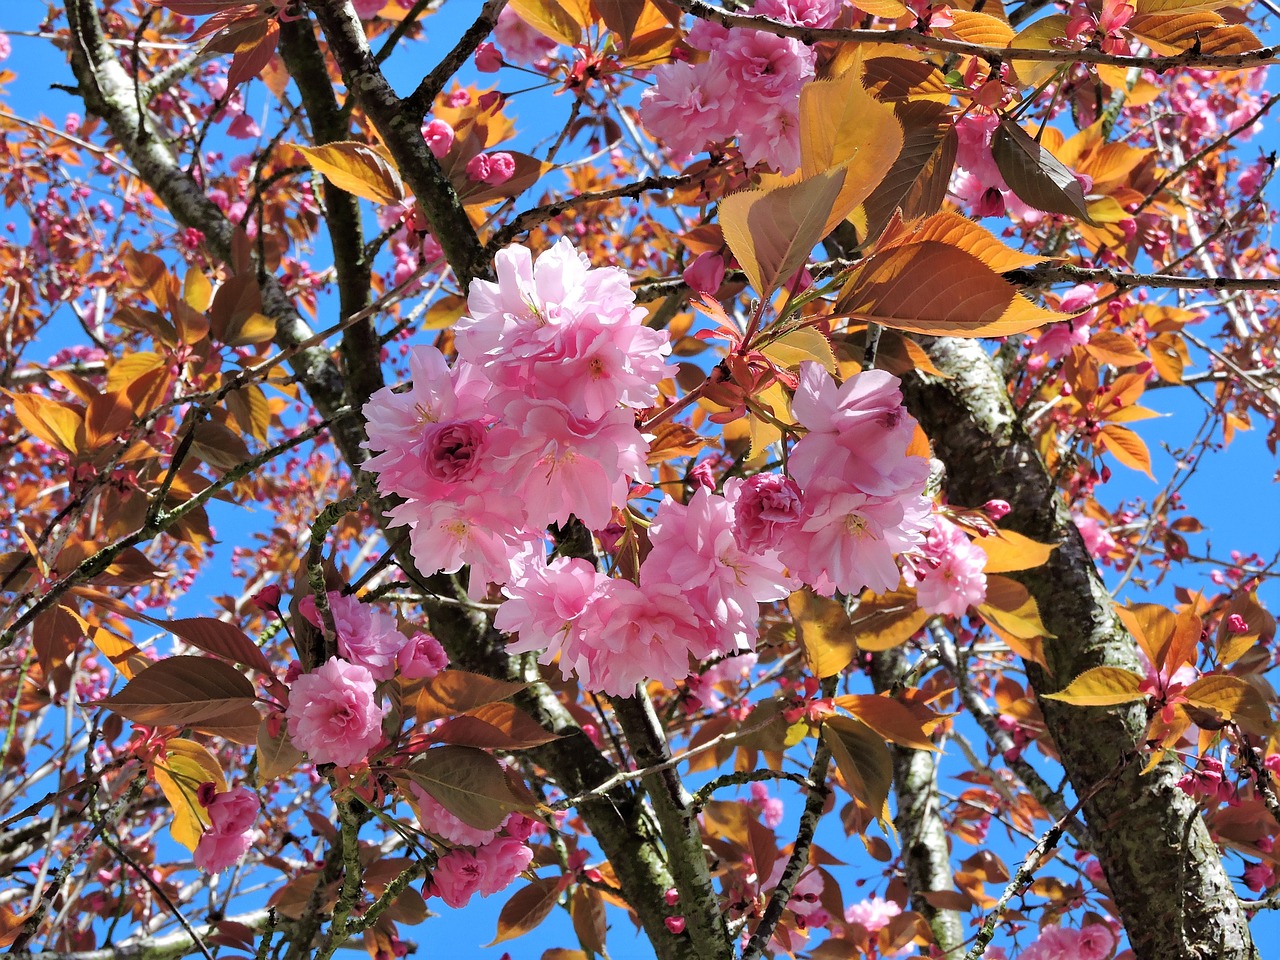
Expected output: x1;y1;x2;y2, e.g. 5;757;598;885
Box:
903;336;1257;960
869;649;964;955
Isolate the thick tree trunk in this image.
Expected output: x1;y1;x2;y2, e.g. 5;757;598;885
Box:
903;336;1257;960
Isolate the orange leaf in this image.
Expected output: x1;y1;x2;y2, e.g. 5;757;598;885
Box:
411;670;527;723
977;529;1057;574
1042;666;1147;706
1097;424;1154;478
295;141;406;205
836;242;1070;337
489;877;565;946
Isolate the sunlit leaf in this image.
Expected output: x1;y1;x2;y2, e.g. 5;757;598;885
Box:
1041;666;1148;706
295;141;406;205
154;738;226;851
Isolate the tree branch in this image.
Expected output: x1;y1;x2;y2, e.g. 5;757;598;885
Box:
670;0;1280;71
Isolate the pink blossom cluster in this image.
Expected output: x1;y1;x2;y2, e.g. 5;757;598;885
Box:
640;0;845;172
193;785;258;874
284;593;447;767
363;237;671;593
1015;924;1115;960
903;516;988;618
417;792;536;909
363;240;934;696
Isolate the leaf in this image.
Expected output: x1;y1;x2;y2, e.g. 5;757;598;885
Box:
429;703;561;750
1183;676;1273;733
789;589;857;678
992;119;1094;223
148;616;273;674
798;66;904;226
720;166;849;300
257;716;303;782
1149;332;1188;383
976;530;1057;573
489;877;564;946
1041;666;1147;706
1128;12;1260;54
946;9;1015;44
295;141;406;205
977;575;1052;666
154;738;225;851
847;588;930;651
761;327;837;374
411;670;528;723
190;420;251;472
95;656;258;727
1098;424;1154;478
836;242;1070;337
224;311;277;347
571;884;607;956
509;0;585;44
823;716;894;830
4;390;84;456
833;694;939;751
400;746;527;830
1086;331;1149;367
904;214;1044;275
858;100;958;244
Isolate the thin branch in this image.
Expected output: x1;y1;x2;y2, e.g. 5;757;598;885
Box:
404;0;509;117
670;0;1280;71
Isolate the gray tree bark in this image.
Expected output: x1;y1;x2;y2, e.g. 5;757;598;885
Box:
902;336;1257;960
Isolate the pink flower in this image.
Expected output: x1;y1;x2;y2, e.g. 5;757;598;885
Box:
903;517;988;618
575;579;707;696
486;400;648;530
789;364;929;499
726;474;804;553
1077;925;1116;960
1073;512;1117;560
301;592;407;681
466;152;516;186
749;781;785;828
193;786;258;874
422;118;455;159
844;896;902;934
475;837;534;896
498;554;608;667
285;658;387;768
475;41;503;72
398;633;448;679
683;252;727;295
362;345;490;498
785;480;932;597
428;849;486;909
644;488;796;655
754;0;843;26
639;60;732;160
494;5;558;64
418;419;489;485
410;783;499;847
718;30;814;106
390;491;534;596
351;0;384;17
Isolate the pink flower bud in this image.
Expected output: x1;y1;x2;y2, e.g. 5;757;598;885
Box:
682;251;726;295
467;152;516;186
251;584;282;611
664;888;680;906
664;916;687;934
1227;613;1249;634
478;90;504;111
984;499;1011;521
422;119;454;160
475;42;503;73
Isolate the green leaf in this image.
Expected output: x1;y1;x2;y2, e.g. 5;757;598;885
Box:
400;746;528;830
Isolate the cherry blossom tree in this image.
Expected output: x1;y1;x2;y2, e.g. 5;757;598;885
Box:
1;1;1279;959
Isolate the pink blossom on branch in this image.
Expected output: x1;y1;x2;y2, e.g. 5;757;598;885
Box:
285;658;387;768
193;786;258;874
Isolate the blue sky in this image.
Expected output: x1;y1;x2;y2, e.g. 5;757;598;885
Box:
4;1;1280;958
